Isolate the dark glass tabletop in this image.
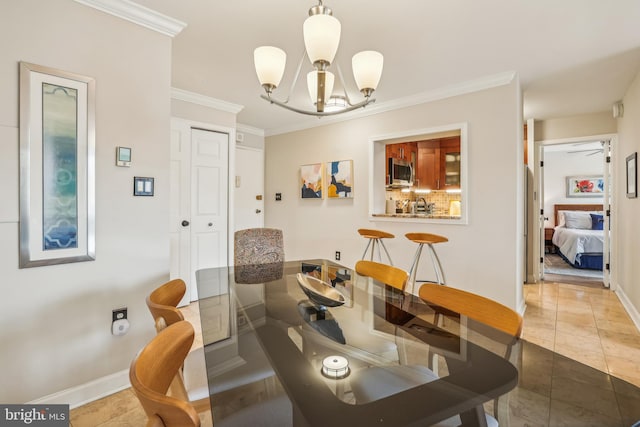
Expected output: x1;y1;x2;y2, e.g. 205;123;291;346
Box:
196;260;640;427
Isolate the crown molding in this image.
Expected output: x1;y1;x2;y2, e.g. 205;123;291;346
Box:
73;0;187;37
265;71;517;136
171;88;244;114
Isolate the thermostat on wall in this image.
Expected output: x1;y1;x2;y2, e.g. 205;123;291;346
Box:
116;146;131;167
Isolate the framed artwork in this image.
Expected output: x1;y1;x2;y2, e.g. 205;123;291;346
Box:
134;177;155;196
566;175;604;198
627;152;637;199
301;163;323;199
19;62;96;268
327;160;353;198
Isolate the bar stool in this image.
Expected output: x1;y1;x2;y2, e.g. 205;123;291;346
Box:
358;229;395;265
405;232;448;295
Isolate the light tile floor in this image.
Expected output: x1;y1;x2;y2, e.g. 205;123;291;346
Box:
70;278;640;426
523;280;640;388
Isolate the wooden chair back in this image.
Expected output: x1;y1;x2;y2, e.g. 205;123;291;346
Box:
129;321;200;427
234;228;284;266
418;283;523;338
355;260;409;291
146;279;186;332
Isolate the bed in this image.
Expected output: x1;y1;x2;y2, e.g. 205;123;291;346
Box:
552;204;604;270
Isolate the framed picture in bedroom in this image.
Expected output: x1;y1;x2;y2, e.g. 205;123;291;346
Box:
627;152;637;199
565;175;604;198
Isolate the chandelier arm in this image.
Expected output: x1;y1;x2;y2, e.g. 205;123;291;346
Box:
278;50;309;104
261;94;375;117
335;63;355;106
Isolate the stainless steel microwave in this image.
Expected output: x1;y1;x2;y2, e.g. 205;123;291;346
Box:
388;158;413;187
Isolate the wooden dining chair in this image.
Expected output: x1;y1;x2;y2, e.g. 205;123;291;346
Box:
418;283;523;340
419;282;523;426
146;279;209;413
130;320;201;427
355;260;408;291
147;279;188;331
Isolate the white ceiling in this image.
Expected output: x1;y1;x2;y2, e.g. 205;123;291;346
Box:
135;0;640;135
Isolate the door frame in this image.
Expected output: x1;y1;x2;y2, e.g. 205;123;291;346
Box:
170;117;236;302
531;132;617;289
234;145;265;231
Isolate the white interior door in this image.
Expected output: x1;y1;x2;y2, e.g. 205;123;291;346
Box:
170;120;229;305
190;128;229;301
602;139;612;288
234;146;264;231
533;140;544;282
170;120;192;306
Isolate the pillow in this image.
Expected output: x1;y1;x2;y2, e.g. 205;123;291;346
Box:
563;211;593;229
557;210;568;227
590;213;604;230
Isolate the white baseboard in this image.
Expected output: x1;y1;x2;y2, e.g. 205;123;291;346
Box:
27;369;130;409
615;285;640;332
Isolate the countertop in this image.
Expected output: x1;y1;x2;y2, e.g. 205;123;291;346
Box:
372;213;461;220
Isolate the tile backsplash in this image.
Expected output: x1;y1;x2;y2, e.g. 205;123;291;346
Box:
385;188;462;216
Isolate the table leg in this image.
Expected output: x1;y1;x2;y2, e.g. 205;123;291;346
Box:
459;405;488;427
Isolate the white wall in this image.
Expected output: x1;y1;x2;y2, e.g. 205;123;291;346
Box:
0;1;172;403
616;69;640;323
543;149;604;227
264;79;524;311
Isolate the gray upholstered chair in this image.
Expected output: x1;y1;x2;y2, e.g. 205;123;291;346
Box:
234;228;284;266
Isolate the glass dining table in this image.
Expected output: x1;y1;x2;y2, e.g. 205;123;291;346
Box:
196;259;640;427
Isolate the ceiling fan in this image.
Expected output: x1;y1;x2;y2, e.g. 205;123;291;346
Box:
567;141;604;156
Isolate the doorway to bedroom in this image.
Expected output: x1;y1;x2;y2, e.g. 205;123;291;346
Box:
540;139;611;287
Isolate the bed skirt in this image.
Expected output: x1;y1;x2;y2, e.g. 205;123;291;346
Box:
556;247;603;270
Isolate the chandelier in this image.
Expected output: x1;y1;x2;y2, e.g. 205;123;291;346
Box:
253;1;383;117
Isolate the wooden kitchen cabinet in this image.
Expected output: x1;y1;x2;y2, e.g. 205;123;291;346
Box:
415;136;460;190
416;140;440;189
386;142;416;162
385;142;417;180
439;136;461;189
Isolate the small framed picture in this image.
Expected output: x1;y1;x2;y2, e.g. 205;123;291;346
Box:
300;163;323;199
627;152;637;199
116;147;131;167
134;177;154;196
565;175;604;198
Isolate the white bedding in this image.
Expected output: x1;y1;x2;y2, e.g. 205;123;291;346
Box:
552;226;604;264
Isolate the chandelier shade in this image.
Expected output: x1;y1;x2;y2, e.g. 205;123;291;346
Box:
352;50;384;95
307;71;335;105
254;46;287;91
303;14;341;68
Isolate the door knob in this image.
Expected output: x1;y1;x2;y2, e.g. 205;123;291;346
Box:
208;222;213;227
181;220;190;227
256;209;262;214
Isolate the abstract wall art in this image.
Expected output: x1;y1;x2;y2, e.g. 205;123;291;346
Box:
301;163;323;199
327;160;353;198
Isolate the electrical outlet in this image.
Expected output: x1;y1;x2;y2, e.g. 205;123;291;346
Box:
335;251;341;261
112;308;127;322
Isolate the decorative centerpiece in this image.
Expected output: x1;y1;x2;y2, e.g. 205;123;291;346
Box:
296;273;345;307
